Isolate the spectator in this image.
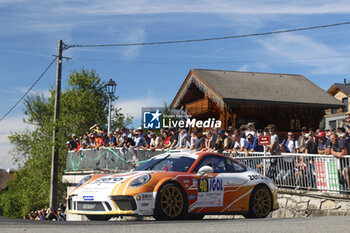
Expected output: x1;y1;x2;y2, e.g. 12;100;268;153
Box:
176;129;187;148
57;208;65;221
81;136;89;149
343;113;350;132
205;130;217;151
87;134;96;149
190;132;197;150
214;129;226;153
107;132;117;148
102;133;108;147
163;131;172;148
224;130;233;151
149;132;160;150
69;134;78;150
317;131;331;155
330;133;350;191
134;131;145;148
95;133;105;149
46;209;59;221
113;130;123;145
239;124;247;139
139;133;150;150
267;124;279;154
90;123;103;134
180;133;192;149
169;128;179;149
194;129;205;151
298;127;308;153
119;133;135;148
244;134;255;156
305;134;318;188
245;122;257;137
252;129;264;152
266;124;279;180
281;132;300;153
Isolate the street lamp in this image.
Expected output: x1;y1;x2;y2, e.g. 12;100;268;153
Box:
105;78;117;133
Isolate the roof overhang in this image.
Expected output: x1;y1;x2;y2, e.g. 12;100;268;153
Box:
171;70;224;109
223;98;345;109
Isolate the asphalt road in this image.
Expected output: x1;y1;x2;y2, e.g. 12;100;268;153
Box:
1;216;349;233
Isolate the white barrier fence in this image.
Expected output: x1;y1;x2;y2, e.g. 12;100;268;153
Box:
66;148;350;193
230;152;350;193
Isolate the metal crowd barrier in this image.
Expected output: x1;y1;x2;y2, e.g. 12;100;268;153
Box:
231;152;350;193
66;148;350;193
66;147;164;172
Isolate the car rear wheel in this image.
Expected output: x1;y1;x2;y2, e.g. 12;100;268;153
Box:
154;183;188;220
244;185;272;218
85;215;112;221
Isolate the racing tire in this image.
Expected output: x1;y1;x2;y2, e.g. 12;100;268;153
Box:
154;182;188;220
244;185;272;219
85;215;112;221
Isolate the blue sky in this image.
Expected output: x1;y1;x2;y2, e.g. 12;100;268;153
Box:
1;0;350;169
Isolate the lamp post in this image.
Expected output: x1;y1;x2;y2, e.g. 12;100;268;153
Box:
105;78;117;133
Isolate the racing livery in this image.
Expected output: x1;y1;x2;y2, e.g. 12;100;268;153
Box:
68;151;278;220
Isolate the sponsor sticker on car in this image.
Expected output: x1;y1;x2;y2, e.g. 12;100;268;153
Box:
83;196;94;201
196;178;224;207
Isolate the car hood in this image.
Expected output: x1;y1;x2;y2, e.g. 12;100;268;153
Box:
71;171;153;196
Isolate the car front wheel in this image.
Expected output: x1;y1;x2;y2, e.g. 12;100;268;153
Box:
154;182;188;220
244;185;272;218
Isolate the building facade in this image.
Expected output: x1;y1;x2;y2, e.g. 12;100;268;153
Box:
171;69;344;132
325;83;350;129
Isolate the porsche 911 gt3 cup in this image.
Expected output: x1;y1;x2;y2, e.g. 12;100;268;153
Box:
68;151;278;220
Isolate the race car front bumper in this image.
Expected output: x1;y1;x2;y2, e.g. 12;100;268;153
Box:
68;192;155;216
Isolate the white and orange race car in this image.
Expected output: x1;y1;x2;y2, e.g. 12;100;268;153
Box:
68;151;278;220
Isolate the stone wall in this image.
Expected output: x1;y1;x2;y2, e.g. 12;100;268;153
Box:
272;188;350;218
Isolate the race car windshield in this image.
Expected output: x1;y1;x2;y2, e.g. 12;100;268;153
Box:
135;155;195;172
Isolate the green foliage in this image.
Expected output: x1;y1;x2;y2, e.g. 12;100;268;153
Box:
0;68;130;217
111;107;133;131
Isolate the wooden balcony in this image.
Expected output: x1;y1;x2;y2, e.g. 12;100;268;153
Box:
185;98;218;115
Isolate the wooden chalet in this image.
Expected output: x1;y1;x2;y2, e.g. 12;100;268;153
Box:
170;69;344;131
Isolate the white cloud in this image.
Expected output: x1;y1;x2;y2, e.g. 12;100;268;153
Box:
3;0;350;36
116;93;164;127
55;0;350;15
0;115;33;169
260;34;350;74
15;87;51;98
120;28;145;61
237;64;250;72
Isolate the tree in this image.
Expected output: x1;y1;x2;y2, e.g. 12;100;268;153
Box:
0;69;131;217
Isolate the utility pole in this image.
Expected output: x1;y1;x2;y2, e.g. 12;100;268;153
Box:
50;39;63;211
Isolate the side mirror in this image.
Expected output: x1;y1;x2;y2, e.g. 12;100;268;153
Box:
197;165;214;177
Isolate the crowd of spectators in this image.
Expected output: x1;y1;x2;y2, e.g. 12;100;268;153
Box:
23;198;66;221
66;122;267;155
66;116;350;191
66;119;350;161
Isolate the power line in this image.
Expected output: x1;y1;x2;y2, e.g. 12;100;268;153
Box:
70;54;350;65
65;21;350;49
0;57;57;122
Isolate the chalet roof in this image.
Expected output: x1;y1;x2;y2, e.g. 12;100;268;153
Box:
329;83;350;96
171;69;344;109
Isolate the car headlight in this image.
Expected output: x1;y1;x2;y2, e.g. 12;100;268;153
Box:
130;174;151;188
76;175;92;188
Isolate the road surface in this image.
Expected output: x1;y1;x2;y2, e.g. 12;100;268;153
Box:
1;216;349;233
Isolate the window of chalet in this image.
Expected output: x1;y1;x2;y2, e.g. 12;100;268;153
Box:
342;97;348;112
329;120;336;129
